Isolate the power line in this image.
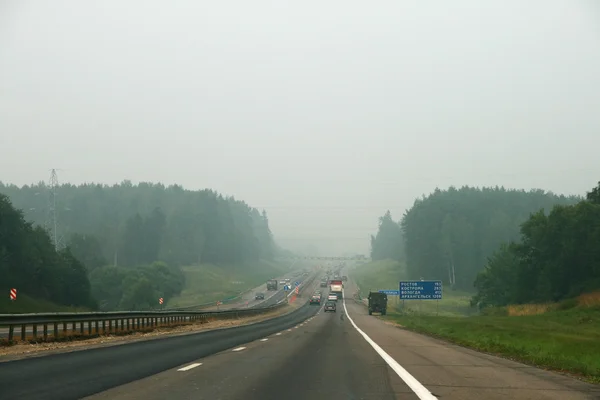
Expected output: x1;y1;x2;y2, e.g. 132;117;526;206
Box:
45;169;64;251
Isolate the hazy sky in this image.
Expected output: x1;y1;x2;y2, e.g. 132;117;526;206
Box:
1;1;599;255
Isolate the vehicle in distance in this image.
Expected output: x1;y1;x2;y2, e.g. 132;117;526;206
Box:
368;291;387;315
255;292;265;300
266;279;278;291
320;279;328;288
327;294;338;302
309;295;321;305
329;279;343;299
324;301;336;312
342;275;348;281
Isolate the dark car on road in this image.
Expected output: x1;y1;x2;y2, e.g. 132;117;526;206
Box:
324;301;336;312
255;292;265;300
309;295;321;305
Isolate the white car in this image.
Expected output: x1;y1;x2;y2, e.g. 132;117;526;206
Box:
327;294;338;302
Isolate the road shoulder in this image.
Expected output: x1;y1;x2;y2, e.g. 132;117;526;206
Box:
345;297;600;399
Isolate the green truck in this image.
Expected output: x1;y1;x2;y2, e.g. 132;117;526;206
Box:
367;291;388;315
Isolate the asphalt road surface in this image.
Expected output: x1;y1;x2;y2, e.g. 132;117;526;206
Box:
2;286;599;399
201;269;307;311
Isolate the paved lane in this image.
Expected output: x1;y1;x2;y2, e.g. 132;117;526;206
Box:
0;301;321;399
86;298;414;400
3;276;598;399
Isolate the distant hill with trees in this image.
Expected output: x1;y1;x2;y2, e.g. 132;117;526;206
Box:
0;181;279;311
369;186;580;291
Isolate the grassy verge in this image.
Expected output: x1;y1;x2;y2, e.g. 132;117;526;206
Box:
350;259;473;316
0;293;90;314
387;307;600;383
351;259;408;298
167;260;289;308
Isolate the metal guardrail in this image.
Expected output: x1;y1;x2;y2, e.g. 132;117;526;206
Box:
0;271;319;343
287;273;317;299
0;301;287;343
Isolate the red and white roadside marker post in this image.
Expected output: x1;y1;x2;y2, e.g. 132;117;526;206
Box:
159;297;163;310
9;288;17;301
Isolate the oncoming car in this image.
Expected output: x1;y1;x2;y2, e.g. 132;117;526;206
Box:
324;301;336;312
255;292;265;300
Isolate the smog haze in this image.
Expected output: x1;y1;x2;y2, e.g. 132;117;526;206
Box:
1;0;599;255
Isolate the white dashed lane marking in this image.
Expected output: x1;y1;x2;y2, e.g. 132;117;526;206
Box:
260;338;268;342
275;332;282;336
177;363;202;371
232;347;246;352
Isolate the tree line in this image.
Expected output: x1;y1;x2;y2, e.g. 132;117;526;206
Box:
0;194;96;308
473;182;600;307
0;181;276;268
369;186;580;293
0;181;278;310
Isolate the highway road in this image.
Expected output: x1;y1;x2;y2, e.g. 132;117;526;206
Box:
1;283;599;399
0;269;309;339
200;268;307;312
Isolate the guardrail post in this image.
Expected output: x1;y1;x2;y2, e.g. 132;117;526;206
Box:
8;325;14;342
43;324;48;340
94;320;99;334
79;322;83;334
126;318;130;330
102;320;106;333
87;321;92;334
53;322;58;338
32;324;37;339
62;322;67;335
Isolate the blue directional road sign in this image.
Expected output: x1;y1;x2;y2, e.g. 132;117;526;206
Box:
379;290;400;295
295;281;300;287
284;285;290;291
399;280;442;300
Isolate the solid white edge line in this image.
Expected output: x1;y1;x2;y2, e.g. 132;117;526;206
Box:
177;363;202;371
232;346;246;352
342;290;437;400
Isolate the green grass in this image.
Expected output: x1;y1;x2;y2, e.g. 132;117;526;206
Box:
385;307;600;383
167;261;289;308
0;293;90;314
351;259;408;297
350;259;473;316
